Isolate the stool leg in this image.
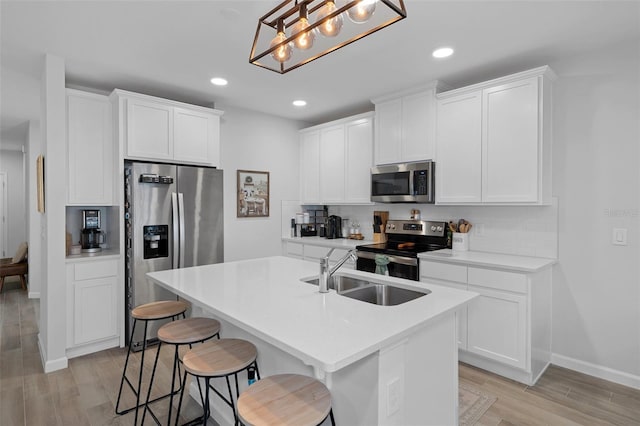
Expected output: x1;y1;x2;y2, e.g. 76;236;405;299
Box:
329;408;336;426
115;318;138;415
0;276;4;293
134;320;150;425
174;371;189;426
141;341;163;425
166;344;180;426
204;378;212;425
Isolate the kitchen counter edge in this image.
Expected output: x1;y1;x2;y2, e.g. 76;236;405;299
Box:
419;249;557;272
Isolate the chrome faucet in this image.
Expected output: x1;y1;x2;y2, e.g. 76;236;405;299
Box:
319;248;358;293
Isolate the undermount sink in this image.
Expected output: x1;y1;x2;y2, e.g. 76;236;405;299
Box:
301;273;430;306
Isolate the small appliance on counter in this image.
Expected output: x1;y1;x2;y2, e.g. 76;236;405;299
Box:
80;209;105;253
325;215;343;239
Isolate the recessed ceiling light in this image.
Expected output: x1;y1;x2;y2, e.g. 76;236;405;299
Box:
210;77;228;86
293;100;307;107
432;47;454;59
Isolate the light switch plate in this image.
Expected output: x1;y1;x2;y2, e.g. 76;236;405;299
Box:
612;228;627;246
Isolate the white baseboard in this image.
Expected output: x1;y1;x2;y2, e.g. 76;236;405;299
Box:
551;353;640;390
28;291;40;299
66;337;119;359
38;333;68;373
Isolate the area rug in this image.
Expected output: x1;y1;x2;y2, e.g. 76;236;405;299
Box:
459;382;497;426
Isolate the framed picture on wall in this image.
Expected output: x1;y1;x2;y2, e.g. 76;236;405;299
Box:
237;170;269;218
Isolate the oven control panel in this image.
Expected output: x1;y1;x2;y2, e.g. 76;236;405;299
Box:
386;220;446;237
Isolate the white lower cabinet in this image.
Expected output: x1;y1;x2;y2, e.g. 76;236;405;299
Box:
420;259;551;385
466;286;527;369
66;259;120;357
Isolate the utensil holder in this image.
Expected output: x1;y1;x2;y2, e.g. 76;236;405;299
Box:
452;232;469;251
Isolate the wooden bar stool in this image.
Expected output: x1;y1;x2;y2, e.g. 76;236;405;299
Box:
142;317;221;425
175;338;260;426
115;300;189;425
237;374;335;426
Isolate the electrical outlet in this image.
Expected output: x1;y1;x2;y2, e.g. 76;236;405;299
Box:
613;228;627;246
387;378;401;416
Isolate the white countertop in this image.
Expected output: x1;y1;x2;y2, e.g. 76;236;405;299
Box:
65;249;120;263
282;236;374;249
147;256;476;373
419;249;557;272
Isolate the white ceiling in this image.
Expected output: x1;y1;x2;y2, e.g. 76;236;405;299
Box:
1;0;639;142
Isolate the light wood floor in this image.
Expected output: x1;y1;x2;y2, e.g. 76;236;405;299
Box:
2;279;639;426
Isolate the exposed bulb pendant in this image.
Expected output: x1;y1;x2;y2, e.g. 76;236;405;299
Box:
269;19;292;63
316;0;343;37
291;3;315;50
347;0;377;23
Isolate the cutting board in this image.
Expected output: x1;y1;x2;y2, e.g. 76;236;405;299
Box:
373;210;389;243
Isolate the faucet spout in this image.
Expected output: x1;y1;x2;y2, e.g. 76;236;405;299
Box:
319;248;358;293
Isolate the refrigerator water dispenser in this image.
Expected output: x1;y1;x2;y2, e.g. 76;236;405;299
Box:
143;225;168;259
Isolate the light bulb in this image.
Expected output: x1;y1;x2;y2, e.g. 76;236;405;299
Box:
269;31;292;63
316;0;343;38
346;0;377;23
291;17;315;50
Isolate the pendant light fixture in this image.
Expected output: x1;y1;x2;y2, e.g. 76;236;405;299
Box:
249;0;407;74
290;3;315;50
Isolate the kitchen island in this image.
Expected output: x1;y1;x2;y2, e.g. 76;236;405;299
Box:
147;256;476;426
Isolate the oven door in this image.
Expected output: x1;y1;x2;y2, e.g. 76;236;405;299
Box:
356;251;419;281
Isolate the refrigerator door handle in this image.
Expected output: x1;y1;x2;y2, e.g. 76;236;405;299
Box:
171;192;179;269
178;192;186;268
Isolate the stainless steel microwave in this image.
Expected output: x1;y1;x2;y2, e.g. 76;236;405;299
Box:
371;161;435;203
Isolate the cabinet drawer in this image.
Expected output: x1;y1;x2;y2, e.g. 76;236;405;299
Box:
285;242;304;257
73;260;118;281
420;260;467;283
468;267;527;293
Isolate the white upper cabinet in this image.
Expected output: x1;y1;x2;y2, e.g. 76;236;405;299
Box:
372;82;445;165
66;89;114;205
300;130;321;204
299;112;374;205
436;91;483;204
436;66;555;205
112;89;223;167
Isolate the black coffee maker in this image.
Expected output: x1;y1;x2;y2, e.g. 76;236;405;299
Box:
81;210;105;253
325;215;343;239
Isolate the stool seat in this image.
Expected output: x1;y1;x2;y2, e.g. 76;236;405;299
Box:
131;300;188;320
158;317;221;344
237;374;332;426
183;338;257;377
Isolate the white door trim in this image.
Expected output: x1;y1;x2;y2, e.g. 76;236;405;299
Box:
0;172;7;257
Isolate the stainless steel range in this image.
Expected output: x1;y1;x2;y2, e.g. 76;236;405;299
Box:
356;219;448;281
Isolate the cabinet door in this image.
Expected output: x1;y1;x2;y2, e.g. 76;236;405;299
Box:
435;91;482;203
345;118;373;203
482;77;539;202
467;286;527;369
67;91;113;205
74;275;118;345
319;125;346;203
174;107;218;166
374;98;402;165
402;90;436;162
126;98;173;160
300;131;321;204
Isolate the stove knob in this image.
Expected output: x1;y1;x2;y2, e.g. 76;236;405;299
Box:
437;226;443;232
430;225;436;231
388;224;395;230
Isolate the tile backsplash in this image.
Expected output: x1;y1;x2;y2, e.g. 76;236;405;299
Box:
285;198;559;259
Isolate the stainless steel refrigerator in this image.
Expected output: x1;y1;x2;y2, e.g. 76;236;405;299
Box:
124;160;223;350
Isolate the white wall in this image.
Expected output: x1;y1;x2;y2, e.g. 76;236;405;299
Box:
548;39;640;383
26;120;42;298
0;148;27;256
219;104;303;261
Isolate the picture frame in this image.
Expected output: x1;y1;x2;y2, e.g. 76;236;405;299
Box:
37;155;45;213
237;170;270;218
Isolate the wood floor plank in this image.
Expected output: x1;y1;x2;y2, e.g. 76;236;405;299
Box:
4;283;640;426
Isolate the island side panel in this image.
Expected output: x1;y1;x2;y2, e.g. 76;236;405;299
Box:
404;311;458;425
190;306;382;426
